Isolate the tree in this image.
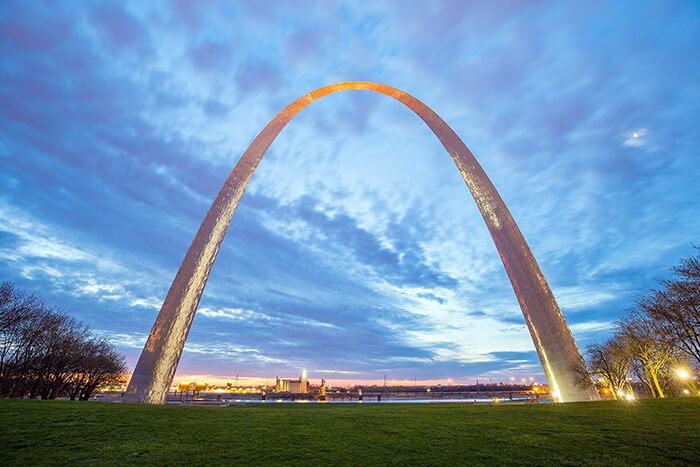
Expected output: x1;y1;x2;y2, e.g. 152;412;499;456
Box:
616;310;674;398
643;249;700;365
69;339;127;400
624;248;700;397
585;338;632;399
573;248;699;399
0;284;48;398
30;315;91;400
0;282;127;400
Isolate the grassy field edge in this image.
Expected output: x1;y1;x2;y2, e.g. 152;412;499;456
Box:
1;398;699;465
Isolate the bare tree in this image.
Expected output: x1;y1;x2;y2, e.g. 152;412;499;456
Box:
616;310;674;398
586;338;632;399
0;285;49;398
69;339;126;400
571;249;699;400
644;249;700;365
33;315;92;400
1;282;127;400
569;356;595;394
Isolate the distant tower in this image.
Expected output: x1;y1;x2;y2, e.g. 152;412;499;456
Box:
301;369;309;393
123;82;599;404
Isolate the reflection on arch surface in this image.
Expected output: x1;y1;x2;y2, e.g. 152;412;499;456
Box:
123;82;599;404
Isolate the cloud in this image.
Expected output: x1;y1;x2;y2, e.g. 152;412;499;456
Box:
0;3;75;51
1;0;699;384
89;4;152;56
198;306;273;322
236;59;284;95
190;41;231;71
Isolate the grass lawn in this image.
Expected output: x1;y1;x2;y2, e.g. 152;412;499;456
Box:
1;398;699;465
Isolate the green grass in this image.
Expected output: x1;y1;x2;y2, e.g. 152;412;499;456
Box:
1;398;698;465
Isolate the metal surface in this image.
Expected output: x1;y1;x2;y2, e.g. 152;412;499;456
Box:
123;82;599;404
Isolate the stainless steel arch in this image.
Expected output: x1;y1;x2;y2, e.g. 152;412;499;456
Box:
123;82;599;404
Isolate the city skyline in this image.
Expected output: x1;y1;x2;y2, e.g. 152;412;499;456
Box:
167;373;546;389
1;1;699;385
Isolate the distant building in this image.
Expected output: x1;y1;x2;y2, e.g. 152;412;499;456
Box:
275;369;309;393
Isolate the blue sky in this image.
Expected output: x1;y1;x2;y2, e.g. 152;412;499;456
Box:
1;0;698;386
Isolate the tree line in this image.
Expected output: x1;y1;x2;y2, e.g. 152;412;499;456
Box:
574;248;699;399
0;282;126;400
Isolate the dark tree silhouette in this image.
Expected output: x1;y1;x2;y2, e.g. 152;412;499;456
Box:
0;282;126;400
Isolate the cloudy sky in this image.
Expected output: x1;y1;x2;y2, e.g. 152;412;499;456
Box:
1;0;698;386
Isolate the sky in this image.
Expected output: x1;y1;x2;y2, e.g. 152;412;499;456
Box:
1;0;698;387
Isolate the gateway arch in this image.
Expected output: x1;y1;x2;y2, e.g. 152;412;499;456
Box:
124;82;599;404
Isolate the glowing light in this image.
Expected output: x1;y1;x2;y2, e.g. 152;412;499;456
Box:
676;368;690;379
633;132;639;137
683;389;689;395
626;393;635;401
